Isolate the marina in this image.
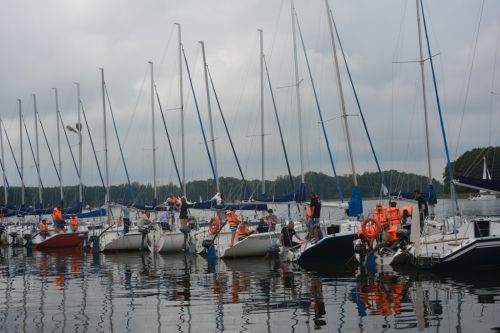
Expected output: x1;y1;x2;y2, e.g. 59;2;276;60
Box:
1;0;500;331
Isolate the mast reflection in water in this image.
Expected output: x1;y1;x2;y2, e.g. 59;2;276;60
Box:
0;247;499;332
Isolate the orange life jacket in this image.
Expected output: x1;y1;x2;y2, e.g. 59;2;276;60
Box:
226;210;240;225
387;207;400;225
38;222;48;232
373;207;388;225
70;216;79;227
385;226;398;244
399;205;413;216
168;195;178;202
306;206;312;220
52;208;62;221
236;224;250;239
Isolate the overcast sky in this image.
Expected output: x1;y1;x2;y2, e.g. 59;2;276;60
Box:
1;0;499;195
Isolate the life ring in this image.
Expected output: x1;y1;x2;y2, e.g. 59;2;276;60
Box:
362;217;381;239
209;216;221;235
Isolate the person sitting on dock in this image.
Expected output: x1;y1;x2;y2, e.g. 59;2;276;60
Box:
69;214;79;232
281;221;303;249
236;221;255;241
226;207;240;247
37;219;49;239
52;207;65;234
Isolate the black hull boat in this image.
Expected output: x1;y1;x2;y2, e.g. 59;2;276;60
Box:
298;231;357;269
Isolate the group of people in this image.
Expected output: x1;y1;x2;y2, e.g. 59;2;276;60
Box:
37;206;80;237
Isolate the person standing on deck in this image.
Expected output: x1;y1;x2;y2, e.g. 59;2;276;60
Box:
308;192;322;241
414;190;428;233
265;209;278;232
52;207;65;234
226;207;240;247
179;196;190;250
123;205;131;234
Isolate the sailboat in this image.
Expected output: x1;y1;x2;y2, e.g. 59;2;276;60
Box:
468;157;496;200
294;0;373;268
394;0;500;270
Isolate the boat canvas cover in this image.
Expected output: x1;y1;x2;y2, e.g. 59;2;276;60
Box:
453;176;500;194
253;183;307;204
390;184;437;205
190;201;268;211
347;185;363;217
63;208;107;219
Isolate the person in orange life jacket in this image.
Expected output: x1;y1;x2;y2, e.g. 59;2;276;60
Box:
226;207;240;247
308;191;322;241
236;221;255;241
386;202;401;226
373;203;389;226
52;207;65;233
70;215;79;232
38;219;49;239
377;223;398;249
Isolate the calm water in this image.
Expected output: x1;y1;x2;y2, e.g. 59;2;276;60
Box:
0;199;499;332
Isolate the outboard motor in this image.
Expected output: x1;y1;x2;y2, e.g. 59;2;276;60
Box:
9;231;19;246
396;228;410;249
354;242;368;256
23;233;33;251
202;239;213;250
88;235;100;252
139;226;150;250
266;244;280;258
78;233;88;249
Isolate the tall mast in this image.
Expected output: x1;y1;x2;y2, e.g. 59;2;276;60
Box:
0;116;6;205
33;94;42;206
291;0;305;184
54;89;63;206
75;82;83;205
199;41;219;193
101;68;110;205
258;29;265;195
325;0;357;186
175;22;186;196
18;99;25;206
149;61;157;201
416;0;432;186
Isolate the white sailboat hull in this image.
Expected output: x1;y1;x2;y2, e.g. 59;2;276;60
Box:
99;230;143;252
220;232;279;258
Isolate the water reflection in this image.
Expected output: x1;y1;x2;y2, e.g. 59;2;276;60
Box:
0;247;499;332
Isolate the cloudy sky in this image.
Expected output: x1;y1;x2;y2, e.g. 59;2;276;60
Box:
1;0;499;196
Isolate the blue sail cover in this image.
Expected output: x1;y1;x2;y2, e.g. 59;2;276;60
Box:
190;200;268;211
390;184;437;205
0;203;82;216
454;176;500;194
63;208;107;219
347;185;363;217
254;183;307;203
425;184;437;205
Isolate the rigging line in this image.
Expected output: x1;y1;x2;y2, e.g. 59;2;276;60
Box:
182;46;218;184
295;9;344;201
80;102;105;191
2;124;22;182
207;66;249;199
264;56;299;208
329;7;385;194
0;158;9;188
419;0;459;213
488;16;500;146
58;112;80;179
154;84;183;192
21;114;44;189
37;110;60;182
104;84;135;203
454;0;486;159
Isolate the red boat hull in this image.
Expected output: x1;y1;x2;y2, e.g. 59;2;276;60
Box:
33;232;85;250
